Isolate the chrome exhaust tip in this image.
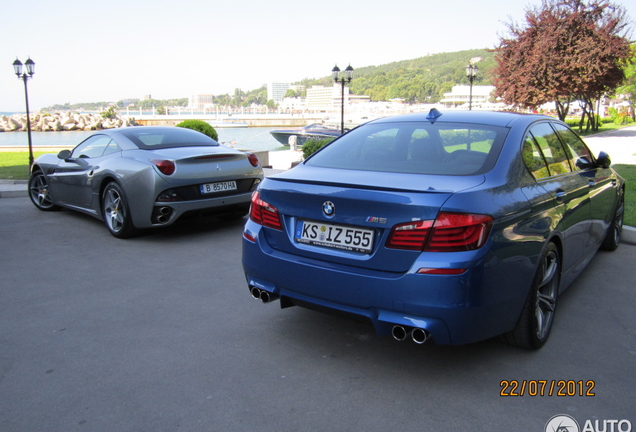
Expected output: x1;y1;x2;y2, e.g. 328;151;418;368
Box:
250;286;262;300
411;328;429;344
259;290;279;304
391;325;410;342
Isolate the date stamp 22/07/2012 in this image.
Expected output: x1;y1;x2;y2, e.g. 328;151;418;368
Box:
500;380;596;397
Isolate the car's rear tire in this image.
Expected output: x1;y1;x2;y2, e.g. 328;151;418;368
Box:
502;242;560;349
600;193;624;252
102;182;138;239
28;170;59;211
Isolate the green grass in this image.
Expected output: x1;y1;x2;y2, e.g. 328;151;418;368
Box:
613;164;636;227
577;122;632;136
0;152;46;180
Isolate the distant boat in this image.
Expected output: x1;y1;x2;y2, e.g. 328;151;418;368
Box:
207;121;248;128
269;123;341;145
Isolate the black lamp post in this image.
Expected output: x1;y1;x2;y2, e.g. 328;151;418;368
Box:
465;63;478;111
332;64;354;133
13;57;36;167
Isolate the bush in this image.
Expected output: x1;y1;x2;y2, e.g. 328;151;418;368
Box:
176;119;218;141
302;138;333;159
101;106;117;120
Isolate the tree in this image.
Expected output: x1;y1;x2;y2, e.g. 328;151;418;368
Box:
615;44;636;121
494;0;632;130
284;89;298;98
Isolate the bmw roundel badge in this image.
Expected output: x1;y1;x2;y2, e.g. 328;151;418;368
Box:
323;201;335;217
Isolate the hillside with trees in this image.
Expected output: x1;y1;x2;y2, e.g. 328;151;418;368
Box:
42;49;496;111
298;49;496;103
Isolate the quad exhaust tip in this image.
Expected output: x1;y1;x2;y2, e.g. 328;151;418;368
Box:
392;325;429;344
249;286;279;304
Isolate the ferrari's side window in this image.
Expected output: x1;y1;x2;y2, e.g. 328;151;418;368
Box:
71;135;114;159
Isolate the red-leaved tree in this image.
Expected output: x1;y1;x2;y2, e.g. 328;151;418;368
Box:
494;0;632;131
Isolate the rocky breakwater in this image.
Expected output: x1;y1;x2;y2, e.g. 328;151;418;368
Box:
0;112;137;132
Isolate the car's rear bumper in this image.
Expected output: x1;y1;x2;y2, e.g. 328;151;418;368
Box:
242;221;527;346
140;192;253;228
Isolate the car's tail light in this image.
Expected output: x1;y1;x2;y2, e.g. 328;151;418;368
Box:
151;159;175;176
386;212;493;252
386;220;433;250
247;153;260;167
249;191;282;230
427;213;493;252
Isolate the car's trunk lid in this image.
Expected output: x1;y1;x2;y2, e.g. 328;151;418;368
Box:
257;166;485;273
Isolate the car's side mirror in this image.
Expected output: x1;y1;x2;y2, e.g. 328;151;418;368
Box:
596;151;611;169
57;149;72;160
575;157;594;170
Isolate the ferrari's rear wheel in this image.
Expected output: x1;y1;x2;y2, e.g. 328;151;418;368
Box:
102;182;137;239
503;242;560;349
28;171;59;211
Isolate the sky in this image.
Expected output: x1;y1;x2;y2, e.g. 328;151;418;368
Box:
1;0;630;112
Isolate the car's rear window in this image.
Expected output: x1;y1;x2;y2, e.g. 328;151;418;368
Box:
118;127;219;149
306;121;508;175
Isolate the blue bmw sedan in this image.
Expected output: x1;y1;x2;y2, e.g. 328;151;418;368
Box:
242;110;625;349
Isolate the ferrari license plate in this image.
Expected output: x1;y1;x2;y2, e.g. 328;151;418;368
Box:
200;180;237;194
294;220;374;253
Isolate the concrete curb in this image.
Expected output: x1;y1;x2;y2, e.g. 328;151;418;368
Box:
0;180;27;199
622;226;636;246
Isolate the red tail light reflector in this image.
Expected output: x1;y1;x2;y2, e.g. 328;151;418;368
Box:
249;191;282;230
417;268;467;275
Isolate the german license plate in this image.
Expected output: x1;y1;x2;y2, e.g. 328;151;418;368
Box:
294;220;374;253
200;180;237;194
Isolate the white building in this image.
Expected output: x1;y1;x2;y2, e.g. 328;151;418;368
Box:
267;82;291;103
188;94;215;110
305;85;371;109
440;85;496;109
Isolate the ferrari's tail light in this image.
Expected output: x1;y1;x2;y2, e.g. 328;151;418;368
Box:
249;191;282;230
247;153;260;167
151;159;175;176
386;212;493;252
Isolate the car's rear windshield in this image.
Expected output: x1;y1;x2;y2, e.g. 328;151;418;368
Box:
306;121;508;175
118;127;220;149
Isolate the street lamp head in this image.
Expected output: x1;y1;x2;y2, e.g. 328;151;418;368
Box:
332;65;341;81
466;63;478;78
344;64;354;82
13;58;23;77
25;57;35;76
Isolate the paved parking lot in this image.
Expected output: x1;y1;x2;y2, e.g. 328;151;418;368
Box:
1;197;634;432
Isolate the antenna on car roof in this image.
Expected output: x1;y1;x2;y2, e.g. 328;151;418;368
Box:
426;108;443;121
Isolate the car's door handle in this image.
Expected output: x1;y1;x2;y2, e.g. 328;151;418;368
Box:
588;180;596;187
555;189;566;202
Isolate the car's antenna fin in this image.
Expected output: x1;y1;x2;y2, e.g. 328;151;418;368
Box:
426;108;443;121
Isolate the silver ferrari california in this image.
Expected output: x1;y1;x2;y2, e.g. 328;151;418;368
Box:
28;126;264;238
